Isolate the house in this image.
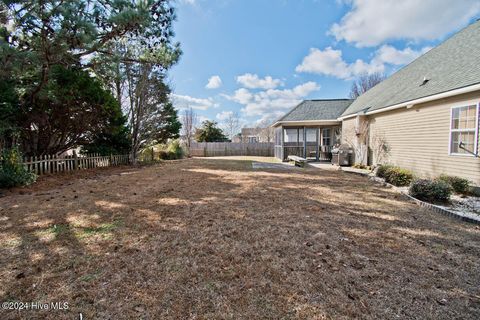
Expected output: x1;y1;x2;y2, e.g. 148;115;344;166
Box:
340;19;480;185
233;127;273;143
273;20;480;186
272;99;353;161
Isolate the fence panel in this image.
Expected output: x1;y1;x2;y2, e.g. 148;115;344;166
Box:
21;153;131;176
189;142;274;157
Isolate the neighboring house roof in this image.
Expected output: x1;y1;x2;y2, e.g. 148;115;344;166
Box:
275;99;353;124
342;20;480;117
241;128;263;136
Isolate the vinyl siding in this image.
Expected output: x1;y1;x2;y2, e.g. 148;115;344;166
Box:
341;118;356;144
368;91;480;185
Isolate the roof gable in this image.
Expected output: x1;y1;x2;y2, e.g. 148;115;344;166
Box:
342;20;480;117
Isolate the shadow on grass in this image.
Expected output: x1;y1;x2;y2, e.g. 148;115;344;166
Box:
0;157;479;319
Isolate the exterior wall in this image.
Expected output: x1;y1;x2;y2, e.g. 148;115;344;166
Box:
367;91;480;185
341;116;369;164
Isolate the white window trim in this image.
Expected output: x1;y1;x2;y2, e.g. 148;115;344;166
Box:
448;102;479;157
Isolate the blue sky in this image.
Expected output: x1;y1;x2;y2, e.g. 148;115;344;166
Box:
169;0;480;128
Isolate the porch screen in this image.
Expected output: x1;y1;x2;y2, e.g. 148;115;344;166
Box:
298;129;304;143
306;129;317;142
284;129;297;143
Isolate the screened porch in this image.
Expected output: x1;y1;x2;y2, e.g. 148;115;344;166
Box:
274;126;341;162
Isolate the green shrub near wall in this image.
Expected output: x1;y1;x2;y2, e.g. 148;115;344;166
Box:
0;148;37;188
436;174;470;195
376;164;414;187
376;164;394;179
409;179;452;203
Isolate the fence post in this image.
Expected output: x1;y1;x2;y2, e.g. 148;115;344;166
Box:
151;147;155;162
73;150;79;170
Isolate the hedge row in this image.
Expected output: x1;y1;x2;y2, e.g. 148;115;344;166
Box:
376;164;471;203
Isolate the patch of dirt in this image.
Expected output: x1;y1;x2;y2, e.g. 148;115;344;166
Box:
0;158;479;319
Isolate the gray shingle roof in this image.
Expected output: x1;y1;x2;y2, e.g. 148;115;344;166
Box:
342;20;480;117
278;99;353;122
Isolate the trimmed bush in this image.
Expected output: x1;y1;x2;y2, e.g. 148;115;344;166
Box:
385;167;414;186
376;164;394;179
0;148;37;188
409;179;452;203
436;174;470;195
377;165;414;187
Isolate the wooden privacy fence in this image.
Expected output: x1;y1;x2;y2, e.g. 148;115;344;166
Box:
189;142;274;157
22;153;130;176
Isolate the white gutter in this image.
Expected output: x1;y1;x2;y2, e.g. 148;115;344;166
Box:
337;83;480;120
272;119;340;127
337;113;357;121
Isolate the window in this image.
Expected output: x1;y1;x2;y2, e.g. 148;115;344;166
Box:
322;128;331;146
450;104;479;155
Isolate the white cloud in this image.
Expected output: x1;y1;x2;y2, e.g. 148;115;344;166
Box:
236;73;284;89
373;45;432;65
171;93;218;111
216;111;234;121
296;45;432;79
223;88;253;105
205;75;222;89
254;111;286;126
180;0;196;5
225;82;320;119
295;47;383;79
331;0;480;47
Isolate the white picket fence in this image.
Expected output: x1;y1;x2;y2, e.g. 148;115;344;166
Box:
22;153;130;176
189;142;274;157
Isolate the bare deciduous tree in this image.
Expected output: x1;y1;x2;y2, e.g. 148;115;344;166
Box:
349;72;386;99
181;107;198;150
256;119;274;143
370;131;390;165
343;117;370;165
223;111;241;141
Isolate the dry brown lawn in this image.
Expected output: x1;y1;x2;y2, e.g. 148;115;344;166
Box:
0;158;479;319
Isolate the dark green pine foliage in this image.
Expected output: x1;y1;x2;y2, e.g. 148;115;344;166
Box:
195;120;228;142
81;100;131;156
0;0;180;155
145;102;181;144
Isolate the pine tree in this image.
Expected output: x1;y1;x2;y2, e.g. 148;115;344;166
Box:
0;0;180;155
195;121;228;142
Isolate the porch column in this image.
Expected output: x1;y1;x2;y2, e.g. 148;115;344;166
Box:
316;128;319;161
303;126;307;158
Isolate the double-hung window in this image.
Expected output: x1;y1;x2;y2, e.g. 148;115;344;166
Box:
449;103;479;156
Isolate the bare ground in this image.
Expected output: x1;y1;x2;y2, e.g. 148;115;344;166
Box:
0;158;479;319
